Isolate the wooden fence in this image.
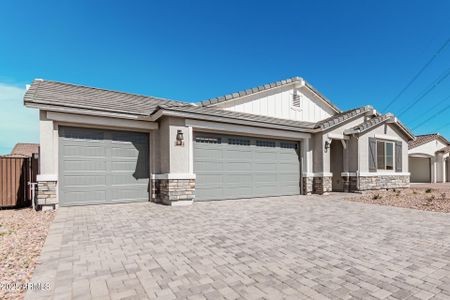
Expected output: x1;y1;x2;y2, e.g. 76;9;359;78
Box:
0;156;38;208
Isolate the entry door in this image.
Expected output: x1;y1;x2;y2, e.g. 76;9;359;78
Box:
194;133;300;201
59;127;149;206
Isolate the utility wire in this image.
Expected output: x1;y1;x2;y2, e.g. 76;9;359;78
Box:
397;66;450;117
412;96;450;130
436;120;450;132
384;37;450;111
409;94;450;127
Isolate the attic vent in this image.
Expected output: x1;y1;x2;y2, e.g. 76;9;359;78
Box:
292;90;301;108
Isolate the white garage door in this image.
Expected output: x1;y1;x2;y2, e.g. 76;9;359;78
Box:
59;127;149;206
409;157;431;183
194;133;301;201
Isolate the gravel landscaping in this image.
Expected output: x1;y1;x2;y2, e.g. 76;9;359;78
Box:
0;208;54;300
347;185;450;213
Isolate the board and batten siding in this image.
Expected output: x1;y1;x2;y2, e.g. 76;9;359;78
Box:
217;86;335;123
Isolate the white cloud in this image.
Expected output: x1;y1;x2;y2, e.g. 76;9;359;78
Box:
0;83;39;154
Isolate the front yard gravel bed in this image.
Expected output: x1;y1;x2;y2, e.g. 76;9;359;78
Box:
0;208;54;300
346;187;450;213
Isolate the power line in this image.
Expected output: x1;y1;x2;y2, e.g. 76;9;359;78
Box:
409;94;450;127
397;66;450;117
436;120;450;132
384;37;450;111
412;96;450;130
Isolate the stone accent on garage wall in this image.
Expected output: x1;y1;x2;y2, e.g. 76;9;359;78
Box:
350;175;410;191
313;176;332;194
152;177;195;205
302;177;313;195
36;180;58;209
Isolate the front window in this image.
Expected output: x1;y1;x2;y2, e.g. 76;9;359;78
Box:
377;141;394;170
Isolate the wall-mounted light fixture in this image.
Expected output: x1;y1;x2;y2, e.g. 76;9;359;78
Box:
324;140;331;152
176;130;184;146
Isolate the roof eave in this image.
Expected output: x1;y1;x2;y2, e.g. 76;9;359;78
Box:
151;107;318;133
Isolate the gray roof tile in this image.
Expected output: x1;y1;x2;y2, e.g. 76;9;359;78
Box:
198;77;340;113
408;133;450;150
315;105;374;129
24;79;187;116
156;104;316;130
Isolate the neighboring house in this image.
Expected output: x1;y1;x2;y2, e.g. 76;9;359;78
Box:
24;77;414;209
408;134;450;183
10;143;40;157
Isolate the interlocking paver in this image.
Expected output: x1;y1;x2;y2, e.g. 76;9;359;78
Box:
26;194;450;299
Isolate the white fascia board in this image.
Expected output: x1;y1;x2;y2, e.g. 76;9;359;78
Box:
327;133;349;140
185;119;312;140
358;172;410;176
37;174;58;182
408;153;434;158
25;102;151;120
47;111;158;131
374;134;402;142
302;172;333;177
151;173;196;180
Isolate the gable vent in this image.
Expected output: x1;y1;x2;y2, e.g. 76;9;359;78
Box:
292;90;301;108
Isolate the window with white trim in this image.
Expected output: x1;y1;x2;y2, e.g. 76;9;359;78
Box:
377;141;394;170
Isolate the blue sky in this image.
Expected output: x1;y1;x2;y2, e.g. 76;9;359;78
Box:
0;0;449;154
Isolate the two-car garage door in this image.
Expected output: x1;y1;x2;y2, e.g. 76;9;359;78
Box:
194;133;300;201
59;127;149;206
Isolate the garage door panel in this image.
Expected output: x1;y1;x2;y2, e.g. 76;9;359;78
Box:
59;127;149;206
253;162;277;172
224;162;252;172
64;190;107;204
409;157;431;183
63;174;107;187
110;186;148;202
194;133;300;201
222;150;253;160
63;159;107;171
63;145;106;157
194;162;223;173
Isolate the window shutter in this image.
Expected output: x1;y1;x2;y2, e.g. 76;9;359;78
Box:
395;141;402;172
369;138;377;172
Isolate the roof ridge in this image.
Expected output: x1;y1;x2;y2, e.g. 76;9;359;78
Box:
198;76;303;106
32;79;187;104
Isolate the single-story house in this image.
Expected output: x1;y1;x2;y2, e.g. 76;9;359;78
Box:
408;133;450;183
24;77;414;208
10;143;40;157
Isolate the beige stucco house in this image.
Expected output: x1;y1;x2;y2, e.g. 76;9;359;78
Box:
24;77;415;209
408;134;450;183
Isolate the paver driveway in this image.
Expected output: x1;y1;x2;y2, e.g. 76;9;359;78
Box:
26;194;450;300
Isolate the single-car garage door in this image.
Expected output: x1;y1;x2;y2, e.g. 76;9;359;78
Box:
194;133;300;201
409;157;431;183
59;127;149;206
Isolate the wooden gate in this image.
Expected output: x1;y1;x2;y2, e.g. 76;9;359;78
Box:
0;156;38;208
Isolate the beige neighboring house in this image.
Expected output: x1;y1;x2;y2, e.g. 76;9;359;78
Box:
24;77;415;209
10;143;40;157
408;134;450;183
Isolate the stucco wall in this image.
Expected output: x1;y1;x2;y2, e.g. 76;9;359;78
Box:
313;115;368;174
358;123;409;174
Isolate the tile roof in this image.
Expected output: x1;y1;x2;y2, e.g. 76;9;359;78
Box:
24;79;187;116
408;133;450;150
10;143;39;157
315;105;374;130
344;114;415;140
156;104;316;130
437;145;450;154
198;76;341;113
